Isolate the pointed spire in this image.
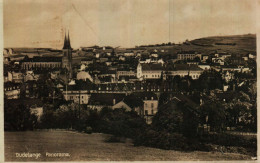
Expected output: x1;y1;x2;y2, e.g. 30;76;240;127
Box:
67;30;71;49
62;31;67;49
62;30;72;49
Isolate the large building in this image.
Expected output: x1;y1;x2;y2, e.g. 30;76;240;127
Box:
137;63;163;80
165;64;203;80
21;32;73;79
21;56;62;70
177;51;201;60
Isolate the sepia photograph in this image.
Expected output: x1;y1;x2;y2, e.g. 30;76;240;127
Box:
3;0;258;161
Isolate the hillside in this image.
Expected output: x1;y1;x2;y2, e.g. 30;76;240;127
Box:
5;131;252;161
189;34;256;55
145;34;256;57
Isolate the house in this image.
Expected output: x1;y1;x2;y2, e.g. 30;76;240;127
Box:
23;80;38;98
118;76;138;83
62;80;93;104
158;94;200;132
165;64;203;79
88;93;126;111
201;55;209;62
116;69;136;79
132;92;159;124
98;70;116;83
112;94;144;114
23;71;39;82
150;53;158;58
77;71;94;82
81;59;94;65
222;71;234;82
198;64;210;70
177;51;201;60
212;58;225;65
79;64;87;71
137;63;163;80
119;56;126;61
4;82;21;99
99;57;109;63
221;65;242;72
248;53;255;59
50;71;60;80
8;71;23;83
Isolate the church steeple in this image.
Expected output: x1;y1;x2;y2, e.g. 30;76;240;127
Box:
62;31;72;50
67;31;71;49
62;32;67;49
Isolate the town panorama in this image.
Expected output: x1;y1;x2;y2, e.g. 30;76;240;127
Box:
4;32;257;160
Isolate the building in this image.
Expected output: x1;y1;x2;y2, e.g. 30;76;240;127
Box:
24;71;40;82
177;51;201;60
116;69;136;79
132;92;158;124
76;71;94;82
7;71;24;83
21;56;62;70
198;64;211;70
4;82;21;99
62;83;92;105
166;64;203;80
81;58;94;65
88;93;126;111
62;31;73;78
113;94;144;114
137;63;163;80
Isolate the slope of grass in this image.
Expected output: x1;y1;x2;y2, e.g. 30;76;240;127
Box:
5;131;252;161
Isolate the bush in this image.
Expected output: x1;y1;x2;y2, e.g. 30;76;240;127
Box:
105;135;126;143
84;126;92;134
134;129;208;151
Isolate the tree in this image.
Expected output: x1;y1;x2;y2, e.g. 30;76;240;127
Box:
152;100;199;137
4;104;37;131
200;96;226;132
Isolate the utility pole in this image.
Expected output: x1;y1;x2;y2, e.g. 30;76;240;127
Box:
78;90;81;120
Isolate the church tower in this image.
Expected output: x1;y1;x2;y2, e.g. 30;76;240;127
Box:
62;31;73;79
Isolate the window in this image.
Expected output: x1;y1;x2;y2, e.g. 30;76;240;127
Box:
151;109;154;115
145;110;148;115
151;103;154;108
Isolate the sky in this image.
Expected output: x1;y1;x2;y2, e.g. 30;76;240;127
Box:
3;0;257;49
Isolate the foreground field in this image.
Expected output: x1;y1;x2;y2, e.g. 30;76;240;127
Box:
5;131;252;161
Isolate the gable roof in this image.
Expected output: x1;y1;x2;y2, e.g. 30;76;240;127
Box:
123;94;144;108
141;63;163;71
168;64;203;71
23;56;62;62
131;92;158;100
88;93;126;106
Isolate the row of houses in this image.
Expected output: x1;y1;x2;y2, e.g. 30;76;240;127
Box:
63;91;159;124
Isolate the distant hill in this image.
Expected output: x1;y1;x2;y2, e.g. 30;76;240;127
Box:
144;34;256;56
176;34;256;56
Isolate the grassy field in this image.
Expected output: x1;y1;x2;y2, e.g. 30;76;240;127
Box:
5;131;253;161
145;34;256;56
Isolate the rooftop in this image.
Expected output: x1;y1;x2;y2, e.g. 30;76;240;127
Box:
141;63;164;71
23;56;62;62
